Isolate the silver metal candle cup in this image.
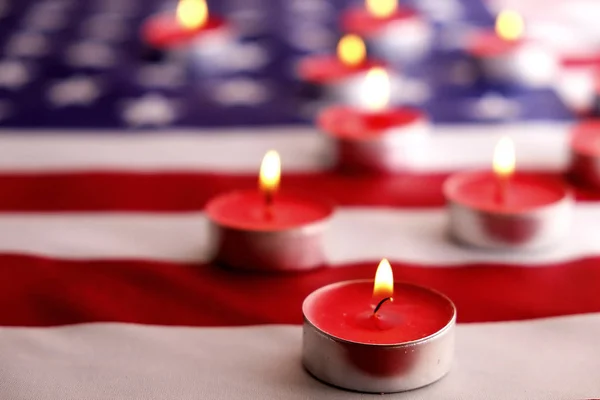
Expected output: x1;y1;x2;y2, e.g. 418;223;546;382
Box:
205;193;334;272
299;69;402;110
444;174;573;250
365;17;433;65
302;281;456;393
320;108;429;174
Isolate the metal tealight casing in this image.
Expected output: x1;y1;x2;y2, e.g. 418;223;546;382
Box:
444;174;573;250
302;281;456;393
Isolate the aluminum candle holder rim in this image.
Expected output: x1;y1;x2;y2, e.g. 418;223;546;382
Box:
205;190;336;233
443;171;574;215
303;279;457;348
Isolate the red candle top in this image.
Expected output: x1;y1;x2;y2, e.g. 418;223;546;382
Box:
206;150;332;231
319;106;425;139
444;171;569;213
468;10;526;57
303;280;454;345
298;56;383;84
205;190;333;231
342;7;419;36
571;120;600;156
142;9;226;49
467;30;524;57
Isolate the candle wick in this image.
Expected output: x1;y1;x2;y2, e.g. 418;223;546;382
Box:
495;174;510;206
264;190;274;219
373;297;393;315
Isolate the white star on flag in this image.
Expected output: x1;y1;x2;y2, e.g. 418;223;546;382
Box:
471;94;520;120
219;43;270;71
211;79;271;106
66;41;116;69
5;32;50;58
122;94;178;127
47;76;101;107
137;64;185;89
83;14;128;42
24;7;66;31
0;60;31;90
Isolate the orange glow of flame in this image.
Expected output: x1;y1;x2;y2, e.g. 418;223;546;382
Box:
362;67;391;111
177;0;208;30
493;136;515;178
366;0;397;19
495;10;524;41
373;258;394;299
259;150;281;197
337;34;367;67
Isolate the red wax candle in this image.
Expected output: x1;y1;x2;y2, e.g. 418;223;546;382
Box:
569;120;600;189
342;7;420;37
467;30;524;58
205;151;334;272
297;56;383;85
465;11;557;87
340;5;432;63
142;13;227;50
296;34;389;107
444;137;572;249
302;260;456;393
318;105;429;174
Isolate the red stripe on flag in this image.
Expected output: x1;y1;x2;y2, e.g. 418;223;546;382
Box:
1;254;599;326
0;171;596;211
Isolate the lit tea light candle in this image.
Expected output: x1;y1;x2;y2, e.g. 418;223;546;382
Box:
302;259;456;393
205;151;334;272
297;34;390;106
341;0;432;64
141;0;233;66
568;120;600;189
318;67;429;173
467;10;557;87
444;137;572;249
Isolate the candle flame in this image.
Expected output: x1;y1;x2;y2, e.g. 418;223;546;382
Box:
337;34;366;67
373;258;394;299
493;136;515;178
495;10;524;41
259;150;281;197
362;67;390;112
177;0;208;30
366;0;397;18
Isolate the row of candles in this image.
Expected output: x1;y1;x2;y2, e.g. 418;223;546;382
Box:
142;0;600;394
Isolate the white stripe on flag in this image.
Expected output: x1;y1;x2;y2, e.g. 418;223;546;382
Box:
0;123;570;172
0;313;598;400
0;204;597;265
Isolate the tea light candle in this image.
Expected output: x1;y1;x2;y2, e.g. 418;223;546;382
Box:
569;120;600;189
466;10;557;87
205;151;334;272
297;34;390;106
444;137;572;250
141;0;232;68
303;259;456;393
341;0;432;64
318;67;429;173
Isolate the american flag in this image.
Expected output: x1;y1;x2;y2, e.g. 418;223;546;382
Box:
0;0;599;398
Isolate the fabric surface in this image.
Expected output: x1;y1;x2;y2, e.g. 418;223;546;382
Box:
1;315;599;400
0;123;598;399
1;0;600;396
